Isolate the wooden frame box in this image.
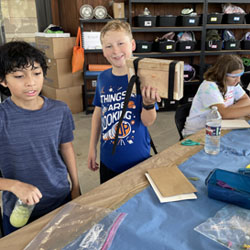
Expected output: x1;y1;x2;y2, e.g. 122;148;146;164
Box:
126;57;184;100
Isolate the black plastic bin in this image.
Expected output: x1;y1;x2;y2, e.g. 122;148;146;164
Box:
246;14;250;24
223;14;245;24
241;59;250;93
205;40;223;51
134;16;157;27
135;40;153;53
179;15;200;26
158;99;179;111
207;13;223;24
155;40;176;52
176;41;196;51
241;40;250;50
223;40;240;50
157;15;177;27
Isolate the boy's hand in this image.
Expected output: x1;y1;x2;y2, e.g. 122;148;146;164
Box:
141;86;161;105
71;186;81;200
88;149;99;171
12;181;42;206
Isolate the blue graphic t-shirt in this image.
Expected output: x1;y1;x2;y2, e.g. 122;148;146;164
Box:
93;68;151;173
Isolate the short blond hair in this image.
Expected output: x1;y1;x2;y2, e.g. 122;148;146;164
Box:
100;20;133;44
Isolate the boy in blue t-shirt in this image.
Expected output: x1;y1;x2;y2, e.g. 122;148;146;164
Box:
88;20;161;183
0;41;81;236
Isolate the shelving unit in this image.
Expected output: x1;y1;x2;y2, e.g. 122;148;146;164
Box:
80;19;106;114
128;0;250;107
205;0;250;92
80;17;127;114
80;0;250;113
128;0;207;108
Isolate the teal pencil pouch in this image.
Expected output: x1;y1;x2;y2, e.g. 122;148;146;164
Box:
205;168;250;209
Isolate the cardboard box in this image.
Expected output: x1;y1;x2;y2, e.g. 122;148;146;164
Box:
42;85;83;114
35;36;76;59
113;3;125;19
44;58;83;88
126;57;184;100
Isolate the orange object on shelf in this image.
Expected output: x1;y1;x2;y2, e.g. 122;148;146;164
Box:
88;64;112;71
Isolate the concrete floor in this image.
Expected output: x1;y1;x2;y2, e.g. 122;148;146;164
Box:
73;111;179;194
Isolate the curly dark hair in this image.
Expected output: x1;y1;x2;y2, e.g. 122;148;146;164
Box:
204;54;244;97
0;41;48;83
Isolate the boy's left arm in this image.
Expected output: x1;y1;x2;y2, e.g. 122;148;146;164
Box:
141;86;161;127
60;141;81;200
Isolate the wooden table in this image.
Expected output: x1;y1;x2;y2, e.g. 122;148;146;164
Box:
0;129;215;249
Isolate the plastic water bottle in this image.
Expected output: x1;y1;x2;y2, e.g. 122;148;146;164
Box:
9;199;35;228
204;106;222;155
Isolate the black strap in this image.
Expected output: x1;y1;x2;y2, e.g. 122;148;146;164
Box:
168;61;178;100
112;58;143;154
112;57;158;155
150;134;158;155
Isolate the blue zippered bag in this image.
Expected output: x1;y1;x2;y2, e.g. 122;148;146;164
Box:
205;168;250;209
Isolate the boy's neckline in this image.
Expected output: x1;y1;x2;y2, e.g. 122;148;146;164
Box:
112;68;128;76
10;95;45;111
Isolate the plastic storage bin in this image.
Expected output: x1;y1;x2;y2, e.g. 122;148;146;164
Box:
241;40;250;50
223;40;240;50
176;41;196;51
205;40;223;51
207;13;223;24
155;40;176;52
246;13;250;24
158;99;179;111
223;14;245;24
179;15;200;26
135;40;153;53
205;168;250;209
134;16;157;27
157;15;177;27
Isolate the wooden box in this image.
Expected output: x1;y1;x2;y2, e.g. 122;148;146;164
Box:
126;57;184;100
113;3;125;19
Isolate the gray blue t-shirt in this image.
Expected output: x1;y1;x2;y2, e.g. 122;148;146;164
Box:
0;96;75;217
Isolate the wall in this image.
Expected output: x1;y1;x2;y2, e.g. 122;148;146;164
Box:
1;0;38;44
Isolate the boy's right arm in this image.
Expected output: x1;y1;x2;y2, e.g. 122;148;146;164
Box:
0;178;42;205
88;106;102;171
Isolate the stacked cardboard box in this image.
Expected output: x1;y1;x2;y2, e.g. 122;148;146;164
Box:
36;36;83;114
